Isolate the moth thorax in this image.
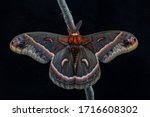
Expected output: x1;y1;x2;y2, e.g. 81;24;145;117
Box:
71;32;78;36
68;32;82;45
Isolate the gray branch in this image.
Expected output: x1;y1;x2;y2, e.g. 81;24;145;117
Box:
57;0;76;32
85;86;95;100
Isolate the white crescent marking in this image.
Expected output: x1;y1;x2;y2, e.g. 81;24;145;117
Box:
61;58;69;66
81;58;89;67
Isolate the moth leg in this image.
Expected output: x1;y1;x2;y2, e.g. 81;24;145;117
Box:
84;86;94;100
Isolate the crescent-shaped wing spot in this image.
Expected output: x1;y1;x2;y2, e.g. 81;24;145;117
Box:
81;58;89;67
61;58;69;67
97;37;105;42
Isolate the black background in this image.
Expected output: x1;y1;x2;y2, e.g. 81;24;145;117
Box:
0;0;150;100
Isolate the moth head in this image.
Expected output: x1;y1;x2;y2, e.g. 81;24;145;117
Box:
100;32;138;63
67;20;82;36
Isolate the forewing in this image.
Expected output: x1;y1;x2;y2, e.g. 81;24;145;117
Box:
10;32;67;64
84;30;138;63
